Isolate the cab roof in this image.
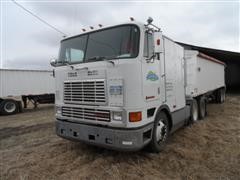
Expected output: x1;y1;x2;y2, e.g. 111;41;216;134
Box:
61;21;145;42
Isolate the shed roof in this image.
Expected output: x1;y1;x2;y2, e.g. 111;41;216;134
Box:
176;42;240;63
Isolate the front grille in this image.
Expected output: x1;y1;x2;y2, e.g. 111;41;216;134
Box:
62;106;110;122
64;79;106;105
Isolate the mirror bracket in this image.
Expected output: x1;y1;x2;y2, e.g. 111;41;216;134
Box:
146;54;156;63
50;58;57;67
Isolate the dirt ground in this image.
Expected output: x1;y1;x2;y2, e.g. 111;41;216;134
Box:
0;95;240;180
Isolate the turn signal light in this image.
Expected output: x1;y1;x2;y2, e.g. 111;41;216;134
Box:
129;112;142;122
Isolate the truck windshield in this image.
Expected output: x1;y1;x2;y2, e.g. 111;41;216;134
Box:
58;25;139;65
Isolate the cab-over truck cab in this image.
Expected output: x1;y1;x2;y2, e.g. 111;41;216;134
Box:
52;18;190;152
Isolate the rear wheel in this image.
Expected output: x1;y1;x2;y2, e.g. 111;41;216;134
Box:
149;112;169;153
216;88;225;104
220;88;225;103
190;99;199;123
198;96;207;119
0;99;19;115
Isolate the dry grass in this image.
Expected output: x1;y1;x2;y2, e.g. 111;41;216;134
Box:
0;95;240;180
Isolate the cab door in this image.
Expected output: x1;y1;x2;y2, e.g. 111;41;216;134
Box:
141;31;161;102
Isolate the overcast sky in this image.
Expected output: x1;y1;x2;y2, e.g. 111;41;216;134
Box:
1;0;239;70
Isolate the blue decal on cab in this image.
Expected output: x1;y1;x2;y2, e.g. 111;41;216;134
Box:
146;71;159;81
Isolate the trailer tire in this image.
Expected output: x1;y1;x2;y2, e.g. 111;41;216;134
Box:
219;88;225;103
0;99;19;115
149;111;169;153
190;99;199;123
198;96;207;120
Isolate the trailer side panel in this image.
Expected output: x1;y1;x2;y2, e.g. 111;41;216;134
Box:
185;50;225;97
0;69;54;97
196;55;225;96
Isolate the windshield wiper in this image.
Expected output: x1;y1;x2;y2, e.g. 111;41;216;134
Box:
62;60;74;69
87;56;105;62
87;56;115;66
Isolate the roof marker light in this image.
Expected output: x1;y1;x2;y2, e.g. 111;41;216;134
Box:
90;26;94;30
130;17;134;21
147;17;153;24
98;24;103;28
82;28;86;32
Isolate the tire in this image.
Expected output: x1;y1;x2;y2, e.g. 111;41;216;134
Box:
198;96;207;120
219;88;225;103
0;99;19;115
190;99;199;123
149;112;169;153
216;88;225;104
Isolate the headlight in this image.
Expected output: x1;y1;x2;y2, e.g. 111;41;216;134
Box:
109;85;123;95
55;106;61;114
111;111;123;121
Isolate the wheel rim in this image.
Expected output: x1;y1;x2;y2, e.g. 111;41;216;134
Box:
156;119;167;143
4;102;16;113
192;102;198;121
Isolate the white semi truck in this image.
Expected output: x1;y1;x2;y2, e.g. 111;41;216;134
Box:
0;69;55;115
51;18;225;152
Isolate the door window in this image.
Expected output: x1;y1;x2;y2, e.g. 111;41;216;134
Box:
144;32;154;58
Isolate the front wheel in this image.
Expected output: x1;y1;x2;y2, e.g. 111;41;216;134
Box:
149;112;169;153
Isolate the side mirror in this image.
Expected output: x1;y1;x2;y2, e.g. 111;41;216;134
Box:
50;58;57;67
154;31;163;54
